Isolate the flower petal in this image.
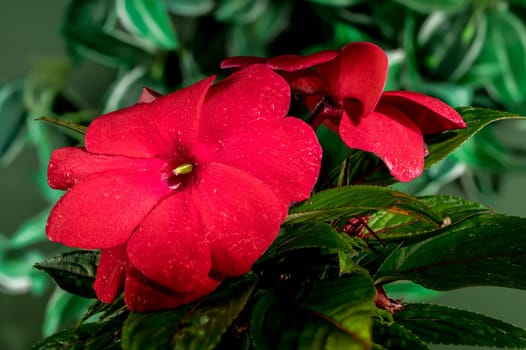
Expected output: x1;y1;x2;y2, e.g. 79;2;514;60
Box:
138;87;162;103
48;147;165;190
380;91;466;134
124;265;221;312
85;76;215;158
200;65;290;142
316;42;388;120
220;56;268;69
210;118;321;204
194;162;286;277
339;104;425;182
46;170;170;248
94;245;127;303
267;50;340;71
126;190;211;293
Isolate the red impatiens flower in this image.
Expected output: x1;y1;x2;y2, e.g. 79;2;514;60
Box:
46;65;322;312
222;42;466;182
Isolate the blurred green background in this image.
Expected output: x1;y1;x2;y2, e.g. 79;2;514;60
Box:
2;1;526;349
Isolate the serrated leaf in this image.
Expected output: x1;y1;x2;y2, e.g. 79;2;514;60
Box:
0;80;27;160
34;250;99;298
367;194;493;242
376;214;526;290
116;0;177;50
261;223;356;262
164;0;215;16
32;311;127;350
373;320;430;350
122;273;257;350
425;107;526;169
287;185;444;226
251;274;376;350
395;303;526;348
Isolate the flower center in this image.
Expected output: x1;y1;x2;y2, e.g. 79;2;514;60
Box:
164;162;195;190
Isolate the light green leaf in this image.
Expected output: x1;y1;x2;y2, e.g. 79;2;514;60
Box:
392;0;468;13
7;208;49;249
395;303;526;348
116;0;177;50
376;214;526;290
34;250;99;298
287;185;444;226
0;80;27;161
215;0;269;24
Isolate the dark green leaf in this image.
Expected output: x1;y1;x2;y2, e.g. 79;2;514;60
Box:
262;223;356;262
251;274;376;349
0;80;27;160
425;107;526;169
116;0;177;50
368;194;493;242
122;273;257;350
308;0;364;6
215;0;269;24
376;214;526;290
395;303;526;348
34;250;99;298
32;311;126;350
373;320;429;350
164;0;215;16
287;185;444;226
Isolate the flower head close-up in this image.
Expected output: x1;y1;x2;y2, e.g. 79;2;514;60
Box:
45;65;322;312
222;42;467;182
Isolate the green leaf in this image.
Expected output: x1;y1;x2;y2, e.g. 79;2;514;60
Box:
395;303;526;348
424;107;526;169
287;185;444;226
392;0;468;13
482;10;526;109
122;273;257;350
7;208;50;249
262;223;356;261
376;214;526;290
0;80;27;161
32;311;126;350
367;194;493;242
164;0;215;16
42;288;93;337
35;116;87;136
116;0;177;50
63;25;148;67
215;0;270;24
34;250;99;298
373;321;429;350
308;0;364;6
251;274;376;349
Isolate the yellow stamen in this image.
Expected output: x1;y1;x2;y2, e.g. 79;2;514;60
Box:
172;163;194;176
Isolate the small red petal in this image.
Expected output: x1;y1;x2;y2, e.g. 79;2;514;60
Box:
46;170;170;248
380;91;466;134
124;265;220;312
47;147;165;190
339;104;425;182
86;76;215;158
267;50;339;71
220;56;268;69
94;245;126;303
316;42;388;120
138;87;162;103
194;162;286;277
126;190;211;293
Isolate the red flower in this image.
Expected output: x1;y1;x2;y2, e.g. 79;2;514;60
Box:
222;42;466;182
46;65;322;311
